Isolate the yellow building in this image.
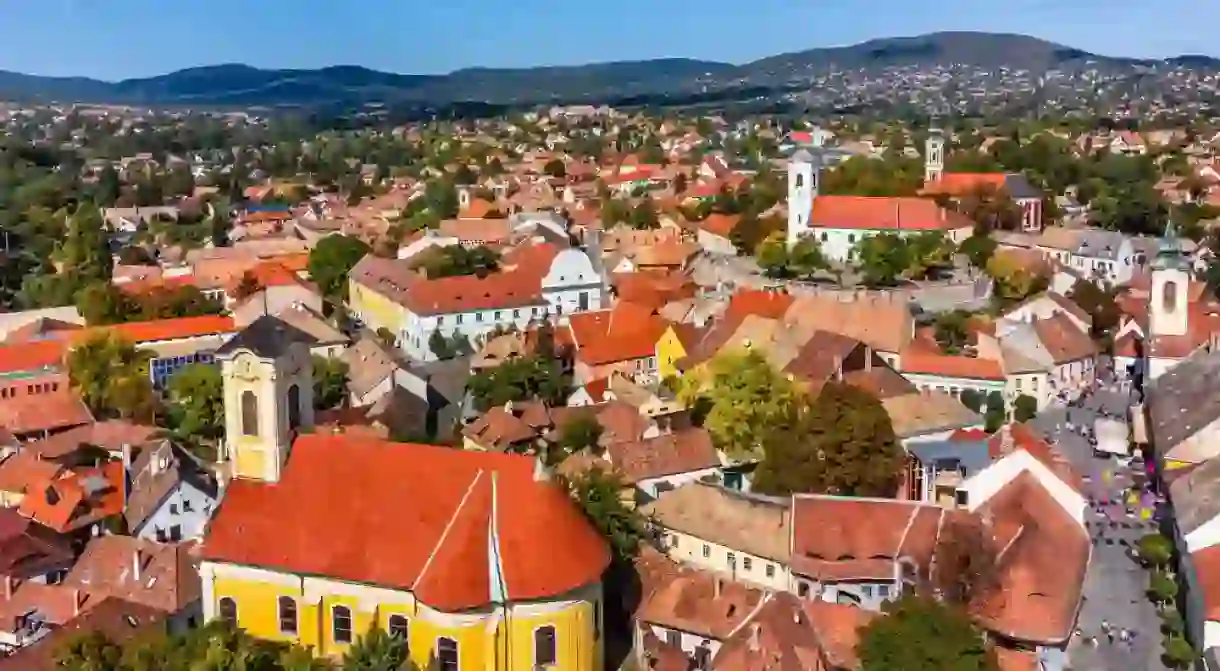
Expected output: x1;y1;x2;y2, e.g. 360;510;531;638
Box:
348;263;408;338
655;323;703;382
201;315;611;669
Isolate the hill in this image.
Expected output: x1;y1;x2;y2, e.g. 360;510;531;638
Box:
0;31;1211;108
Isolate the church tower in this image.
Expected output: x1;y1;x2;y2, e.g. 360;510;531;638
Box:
215;315;316;483
787;149;819;247
1150;221;1190;338
924;120;945;185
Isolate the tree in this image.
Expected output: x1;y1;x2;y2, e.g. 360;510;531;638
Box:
75;281;138;326
957;185;1023;232
308;234;372;302
1138;533;1174;568
67;333;157;422
1068;279;1120;339
313;355;349;411
553;413;604;462
755;232;790;277
986;252;1048;307
543;159;567;179
753;382;903;497
342;625;411;671
57;203;112;285
468;355;567;411
905;231;956;279
165;363;224;459
1149;569;1179;606
629;199;659;230
852;233;910;287
563;466;647;563
1163;635;1196;670
677;350;801;461
55;630;122;670
959;389;983;413
858;595;998;671
789;236;829;278
1013;395;1038;422
418;245;499;279
959;233;997;269
934;310;971;353
932;515;1000;607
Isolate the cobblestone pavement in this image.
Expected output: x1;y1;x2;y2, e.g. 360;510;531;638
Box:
1030;378;1169;670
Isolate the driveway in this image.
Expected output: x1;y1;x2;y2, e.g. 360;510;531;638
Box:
1030;376;1168;670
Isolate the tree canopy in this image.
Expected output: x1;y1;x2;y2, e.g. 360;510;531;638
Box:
562;466;647;563
857;595;998;671
752;381;903;497
467;354;567;412
164;363;224;460
418;245;499;279
68;333;157;422
313;355;350;411
308;234;371;302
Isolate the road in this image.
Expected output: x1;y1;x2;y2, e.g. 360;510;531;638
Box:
1030;372;1168;670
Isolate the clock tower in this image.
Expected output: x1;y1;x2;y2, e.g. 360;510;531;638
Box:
215;315;316;483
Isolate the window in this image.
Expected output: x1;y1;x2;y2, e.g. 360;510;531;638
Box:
742;557;752;572
476;312;483;322
879;584;890;598
278;597;298;634
456;314;464;325
389;615;409;644
765;564;775;578
437;637;458;671
513;309;520;318
727;552;736;570
218;597;237;625
861;585;873;598
169;525;182;542
240;391;259;436
438;316;445;325
794;173;804;188
169;503;178;515
332;605;353;644
287;384;301;430
701;544;710;558
1163;280;1179;313
797;582;809;598
535;625;557;667
495;311;502;320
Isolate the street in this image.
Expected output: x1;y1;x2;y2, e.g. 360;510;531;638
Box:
1030;373;1169;670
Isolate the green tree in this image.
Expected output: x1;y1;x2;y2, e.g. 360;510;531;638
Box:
341;625;411;671
934;310;971;353
67;333;157;422
165;363;225;458
313;355;350;411
753;382;903;497
987;252;1048;307
1138;533;1174;568
755;232;790;277
959;233;997;269
1163;635;1196;670
852;233;910;287
905;231;956;279
308;234;372;302
1013;395;1038;422
676;350;800;461
858;595;998;671
419;245;499;279
55;629;122;670
958;389;982;413
1149;569;1179;606
57;203;113;285
468;355;567;411
75;281;138;326
629;199;660;230
555;413;604;461
563;466;647;563
543;159;567;179
1068;279;1120;339
789;236;829;278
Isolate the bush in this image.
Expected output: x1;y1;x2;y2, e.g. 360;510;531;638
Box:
1162;634;1196;670
1149;570;1179;605
1138;533;1174;568
1159;609;1185;636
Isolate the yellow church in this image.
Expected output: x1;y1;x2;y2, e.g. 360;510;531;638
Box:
200;315;611;669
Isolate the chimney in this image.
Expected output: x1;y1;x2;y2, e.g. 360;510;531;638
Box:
132;550;142;583
4;575;13;600
713;577;723;599
748;623;761;652
73;589;83;617
833;355;843;381
865;347;873;372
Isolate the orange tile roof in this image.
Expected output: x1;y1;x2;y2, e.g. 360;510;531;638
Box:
922;172;1009;196
0;390;94;437
901;351;1005;380
200;435;609;611
18;461;124;533
987;423;1083;493
63;316;236;346
239;210;294;224
570;303;670;366
352;255;546;316
724;289;794;323
0;340;67;376
700;213;739;238
809;195;973;231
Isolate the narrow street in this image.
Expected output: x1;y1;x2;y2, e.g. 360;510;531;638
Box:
1030;372;1169;670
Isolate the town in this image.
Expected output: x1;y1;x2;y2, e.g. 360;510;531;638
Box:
1;63;1220;671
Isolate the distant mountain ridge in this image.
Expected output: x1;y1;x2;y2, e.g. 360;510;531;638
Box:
0;31;1215;108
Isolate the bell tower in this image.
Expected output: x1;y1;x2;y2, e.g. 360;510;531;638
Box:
215;316;316;483
1150;220;1190;338
787;149;819;246
925;119;945;185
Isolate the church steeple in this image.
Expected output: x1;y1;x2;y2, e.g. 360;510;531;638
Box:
924;115;945;185
1153;219;1187;271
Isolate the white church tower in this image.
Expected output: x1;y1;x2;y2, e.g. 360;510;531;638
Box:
924;120;945;185
787;149;818;246
1150;220;1190;339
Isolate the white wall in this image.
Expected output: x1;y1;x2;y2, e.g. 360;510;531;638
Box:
659;530;790;593
133;479;216;542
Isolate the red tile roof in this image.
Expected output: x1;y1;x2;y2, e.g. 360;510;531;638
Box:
723;289;795;323
0;340;67;376
0;390;94;437
922;172;1009;196
570;303;670;366
60;316;236;346
699;213;739;238
200;435;609;611
901;351;1005;380
809;196;972;231
352;255;547;316
18;461;124;533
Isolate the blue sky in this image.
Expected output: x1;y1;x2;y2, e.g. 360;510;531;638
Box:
1;0;1214;80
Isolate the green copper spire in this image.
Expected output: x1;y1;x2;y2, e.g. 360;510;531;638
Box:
1153;219;1187;271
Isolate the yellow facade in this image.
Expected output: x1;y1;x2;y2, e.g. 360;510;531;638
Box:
655;325;689;382
349;279;407;336
203;562;604;671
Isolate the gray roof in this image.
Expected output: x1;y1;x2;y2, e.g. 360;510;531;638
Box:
1073;230;1127;261
1147;349;1220;454
907;439;991;476
1002;173;1041;200
215;315;317;359
1169;456;1220;536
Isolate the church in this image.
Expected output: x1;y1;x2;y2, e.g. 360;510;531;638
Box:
918;124;1044;233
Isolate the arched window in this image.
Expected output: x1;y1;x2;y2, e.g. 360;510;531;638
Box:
535;625;557;667
240;390;259;436
287;384;301;430
794;173;804;189
218;597;237;625
332;605;353;644
1162;280;1179;313
278;596;297;634
437;637;459;671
